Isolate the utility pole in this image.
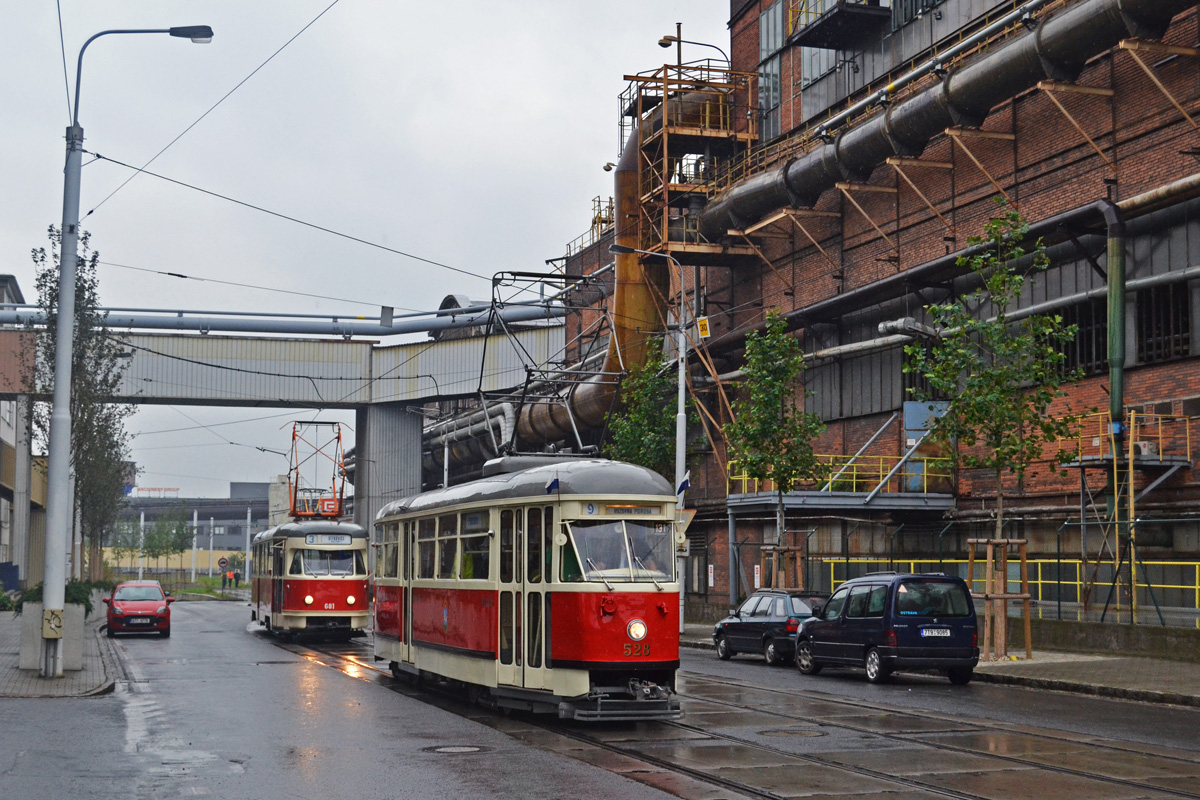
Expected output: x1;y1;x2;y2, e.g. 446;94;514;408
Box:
208;517;214;577
244;506;252;588
138;511;145;580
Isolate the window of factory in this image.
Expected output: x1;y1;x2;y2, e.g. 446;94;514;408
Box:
759;0;785;141
760;55;782;140
1137;283;1191;364
892;0;941;30
760;0;785;60
800;46;836;88
1060;297;1108;377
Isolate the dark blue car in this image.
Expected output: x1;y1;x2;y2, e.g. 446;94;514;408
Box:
794;573;979;684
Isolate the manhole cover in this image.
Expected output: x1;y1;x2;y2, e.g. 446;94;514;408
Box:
759;728;826;738
423;745;489;754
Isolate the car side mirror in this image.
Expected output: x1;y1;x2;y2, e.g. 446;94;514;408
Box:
730;609;740;617
810;604;823;617
166;597;175;605
102;598;110;605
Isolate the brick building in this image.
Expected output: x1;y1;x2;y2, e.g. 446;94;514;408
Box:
561;0;1200;617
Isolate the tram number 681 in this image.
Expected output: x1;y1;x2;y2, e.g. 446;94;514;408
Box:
623;643;650;657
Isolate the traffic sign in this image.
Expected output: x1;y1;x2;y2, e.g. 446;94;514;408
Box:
218;557;229;568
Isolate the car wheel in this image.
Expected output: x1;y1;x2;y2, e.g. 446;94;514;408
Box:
864;647;891;683
948;667;973;685
161;627;171;638
795;640;821;675
764;640;781;666
715;635;734;660
105;626;115;638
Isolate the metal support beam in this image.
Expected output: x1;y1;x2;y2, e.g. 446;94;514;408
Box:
1120;40;1200;133
836;182;898;251
1038;81;1117;172
887;158;956;233
784;211;842;272
946;128;1016;207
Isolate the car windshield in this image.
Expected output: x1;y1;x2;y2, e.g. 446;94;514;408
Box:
565;520;674;582
896;580;972;617
114;586;162;601
289;549;364;576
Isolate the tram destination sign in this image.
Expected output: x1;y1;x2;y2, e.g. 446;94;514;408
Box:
305;534;352;545
605;505;658;515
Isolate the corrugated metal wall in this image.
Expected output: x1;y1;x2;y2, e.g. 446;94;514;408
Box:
100;327;563;407
355;403;422;530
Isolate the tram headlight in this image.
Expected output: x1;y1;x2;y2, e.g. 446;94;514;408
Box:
304;595;314;606
347;595;356;605
627;619;648;641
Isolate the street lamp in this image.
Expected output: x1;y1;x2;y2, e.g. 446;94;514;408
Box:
657;34;730;64
610;243;690;634
40;25;213;678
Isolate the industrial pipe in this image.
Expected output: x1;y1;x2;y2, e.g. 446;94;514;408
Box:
699;0;1194;241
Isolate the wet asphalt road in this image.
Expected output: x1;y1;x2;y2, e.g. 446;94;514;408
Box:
3;601;1199;800
0;601;678;800
686;649;1200;752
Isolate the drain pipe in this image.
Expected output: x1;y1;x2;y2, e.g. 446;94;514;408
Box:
1103;201;1126;437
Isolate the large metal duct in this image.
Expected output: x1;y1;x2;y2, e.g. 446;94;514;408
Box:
515;115;671;444
699;0;1196;240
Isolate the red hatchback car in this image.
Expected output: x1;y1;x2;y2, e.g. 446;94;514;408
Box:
103;581;174;637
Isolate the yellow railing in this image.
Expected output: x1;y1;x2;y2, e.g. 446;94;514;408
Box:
822;557;1200;611
728;454;952;496
1070;410;1192;463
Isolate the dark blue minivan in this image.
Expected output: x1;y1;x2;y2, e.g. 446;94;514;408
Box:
794;572;979;684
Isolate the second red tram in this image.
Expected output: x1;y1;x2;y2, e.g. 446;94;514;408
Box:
251;520;369;639
372;457;683;721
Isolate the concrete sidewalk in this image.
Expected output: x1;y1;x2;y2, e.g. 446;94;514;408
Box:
681;623;1200;707
0;609;116;698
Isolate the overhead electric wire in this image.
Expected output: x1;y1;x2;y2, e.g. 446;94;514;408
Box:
84;0;343;219
99;259;422;312
55;0;71;122
88;152;489;282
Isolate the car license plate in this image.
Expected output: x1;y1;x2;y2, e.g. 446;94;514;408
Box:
130;617;150;624
921;628;950;637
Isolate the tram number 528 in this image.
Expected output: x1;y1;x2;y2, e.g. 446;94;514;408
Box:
623;643;650;657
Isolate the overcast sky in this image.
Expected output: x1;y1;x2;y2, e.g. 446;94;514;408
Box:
1;1;730;497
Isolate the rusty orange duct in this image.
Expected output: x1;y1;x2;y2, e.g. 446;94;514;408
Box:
516;118;670;444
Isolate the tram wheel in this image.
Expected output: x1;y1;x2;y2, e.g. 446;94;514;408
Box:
389;661;403;681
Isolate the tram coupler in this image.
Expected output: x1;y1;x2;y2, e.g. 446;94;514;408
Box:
628;678;670;701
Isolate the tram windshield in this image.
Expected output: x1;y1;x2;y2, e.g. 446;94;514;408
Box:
288;548;365;576
565;520;674;582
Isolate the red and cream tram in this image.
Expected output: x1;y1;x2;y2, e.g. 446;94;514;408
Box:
373;457;683;721
251;520;370;639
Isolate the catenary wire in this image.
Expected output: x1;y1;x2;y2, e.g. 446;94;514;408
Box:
88;152;489;282
56;0;71;122
98;259;422;312
84;0;342;219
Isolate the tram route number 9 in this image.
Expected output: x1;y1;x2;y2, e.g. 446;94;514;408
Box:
623;643;650;657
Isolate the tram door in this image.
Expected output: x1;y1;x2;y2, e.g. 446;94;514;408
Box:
497;508;522;687
522;506;553;690
271;543;285;620
402;521;413;665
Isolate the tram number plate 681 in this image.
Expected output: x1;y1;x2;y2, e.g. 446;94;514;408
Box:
623;643;650;657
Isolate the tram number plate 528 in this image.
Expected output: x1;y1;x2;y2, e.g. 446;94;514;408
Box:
623;643;650;657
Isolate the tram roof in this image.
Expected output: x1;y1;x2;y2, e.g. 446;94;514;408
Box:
252;519;367;545
376;459;673;520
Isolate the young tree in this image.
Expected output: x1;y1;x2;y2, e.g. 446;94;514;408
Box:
28;227;136;579
724;310;826;546
603;337;696;481
904;204;1084;539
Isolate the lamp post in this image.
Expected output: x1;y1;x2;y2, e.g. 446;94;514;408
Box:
658;27;730;64
610;244;690;634
40;26;213;677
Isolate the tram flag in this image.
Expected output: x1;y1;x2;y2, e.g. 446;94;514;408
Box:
676;470;690;496
545;476;560;494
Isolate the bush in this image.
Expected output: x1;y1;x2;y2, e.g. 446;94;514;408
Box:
14;580;97;618
0;592;15;612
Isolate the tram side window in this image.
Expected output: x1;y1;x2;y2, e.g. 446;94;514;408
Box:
417;518;436;579
543;507;554;584
500;510;514;583
527;507;542;583
460;510;490;580
438;514;458;580
402;522;410;580
380;523;399;579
